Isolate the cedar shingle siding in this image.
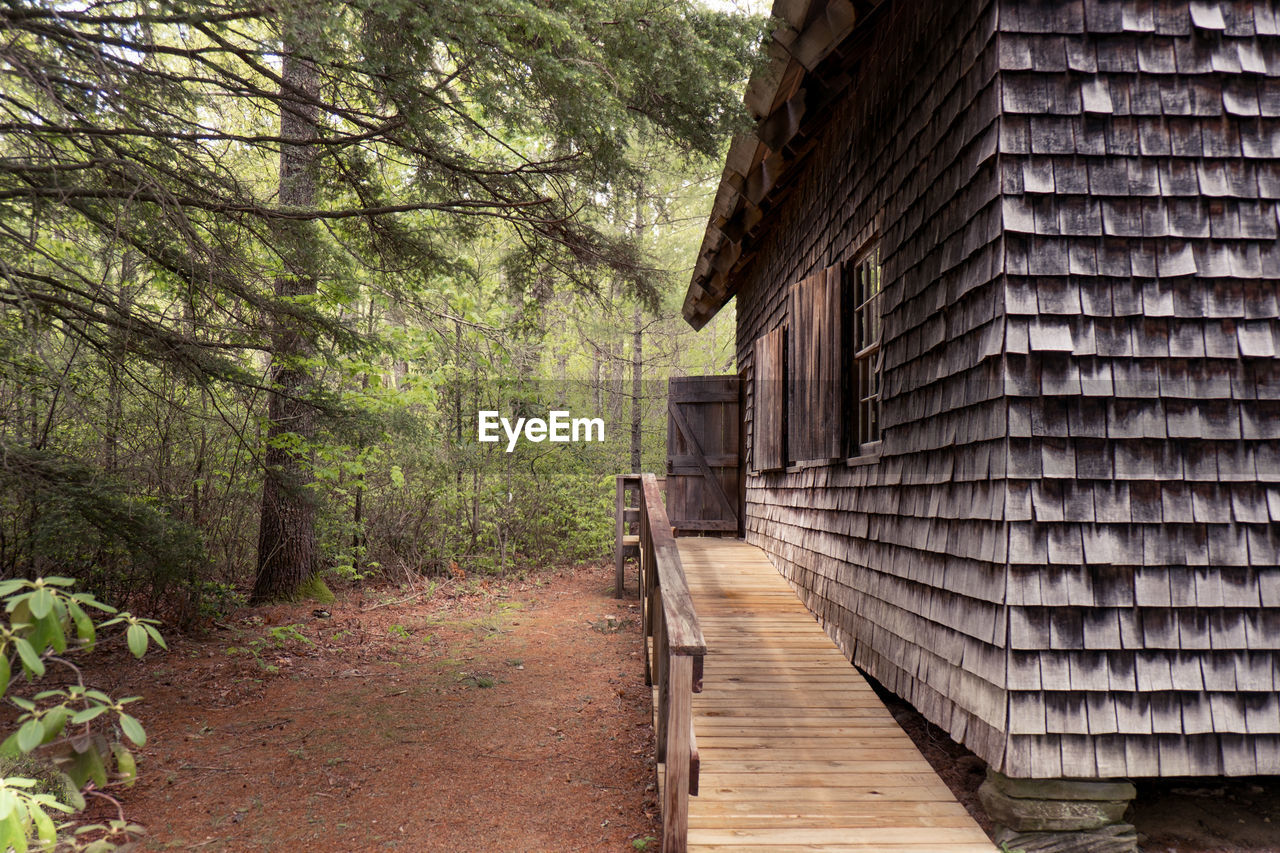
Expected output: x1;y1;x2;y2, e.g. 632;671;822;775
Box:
718;0;1280;779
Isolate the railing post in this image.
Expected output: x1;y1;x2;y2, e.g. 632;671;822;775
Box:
614;477;626;598
655;612;669;760
640;502;653;686
663;654;695;853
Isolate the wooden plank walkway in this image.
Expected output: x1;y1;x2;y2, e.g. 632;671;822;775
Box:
671;537;995;852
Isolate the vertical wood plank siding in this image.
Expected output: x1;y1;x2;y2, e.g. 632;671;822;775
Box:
753;328;788;472
734;0;1280;779
788;267;845;462
667;376;742;534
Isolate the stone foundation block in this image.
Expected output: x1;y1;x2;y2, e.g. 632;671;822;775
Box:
993;823;1138;853
983;772;1136;804
978;783;1129;831
980;770;1137;853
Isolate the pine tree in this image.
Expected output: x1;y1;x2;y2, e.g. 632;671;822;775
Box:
0;0;765;600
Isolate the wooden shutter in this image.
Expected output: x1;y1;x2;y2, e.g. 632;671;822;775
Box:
788;265;843;462
752;326;786;471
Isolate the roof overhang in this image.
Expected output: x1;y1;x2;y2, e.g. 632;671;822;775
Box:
683;0;882;330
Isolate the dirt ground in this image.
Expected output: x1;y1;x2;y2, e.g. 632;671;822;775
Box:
74;560;1280;853
1129;779;1280;852
82;563;660;852
878;687;1280;853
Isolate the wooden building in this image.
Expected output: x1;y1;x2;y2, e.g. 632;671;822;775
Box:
683;0;1280;831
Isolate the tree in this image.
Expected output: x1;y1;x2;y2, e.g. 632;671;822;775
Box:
0;0;764;600
252;16;322;603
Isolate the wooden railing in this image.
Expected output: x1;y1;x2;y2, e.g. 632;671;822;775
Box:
637;473;705;853
614;474;641;598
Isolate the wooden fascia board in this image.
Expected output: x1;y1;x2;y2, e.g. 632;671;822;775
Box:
774;0;816;30
724;134;757;178
744;40;795;120
684;0;869;329
681;284;709;328
788;0;858;70
711;241;742;276
721;196;763;244
744;148;787;207
757;87;808;151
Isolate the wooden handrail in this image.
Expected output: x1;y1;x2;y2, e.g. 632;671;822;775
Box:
642;475;706;656
637;472;704;853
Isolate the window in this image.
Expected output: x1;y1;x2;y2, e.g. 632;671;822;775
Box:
847;242;883;456
758;244;882;471
752;325;786;471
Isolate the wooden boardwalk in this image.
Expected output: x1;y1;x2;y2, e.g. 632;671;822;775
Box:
671;537;995;852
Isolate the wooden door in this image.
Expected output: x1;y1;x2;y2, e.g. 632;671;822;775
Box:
666;376;742;536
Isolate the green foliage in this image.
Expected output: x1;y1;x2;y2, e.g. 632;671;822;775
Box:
266;625;312;648
228;622;313;673
182;581;246;623
0;445;209;614
0;756;69;804
0;577;162;851
293;576;335;605
224;645;274;673
0;0;758;606
459;673;497;690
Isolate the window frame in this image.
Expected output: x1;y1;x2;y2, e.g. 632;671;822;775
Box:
845;237;884;465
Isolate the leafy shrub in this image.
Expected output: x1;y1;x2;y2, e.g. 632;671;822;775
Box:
0;577;163;851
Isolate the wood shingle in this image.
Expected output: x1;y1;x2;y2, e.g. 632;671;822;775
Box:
687;0;1280;782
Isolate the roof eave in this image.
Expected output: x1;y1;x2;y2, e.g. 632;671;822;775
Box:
683;0;872;329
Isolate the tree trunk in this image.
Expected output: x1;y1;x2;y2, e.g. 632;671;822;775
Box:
606;280;623;427
631;301;642;473
454;320;464;535
350;300;375;574
104;249;141;473
592;348;602;413
252;30;320;603
629;183;650;473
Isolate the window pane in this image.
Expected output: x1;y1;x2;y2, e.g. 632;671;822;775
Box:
845;242;883;453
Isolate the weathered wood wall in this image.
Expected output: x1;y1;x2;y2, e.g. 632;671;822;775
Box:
737;0;1013;770
734;0;1280;779
995;0;1280;779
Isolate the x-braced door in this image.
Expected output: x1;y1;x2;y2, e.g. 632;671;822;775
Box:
666;376;742;537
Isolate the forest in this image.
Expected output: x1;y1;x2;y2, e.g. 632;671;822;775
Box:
0;0;765;847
